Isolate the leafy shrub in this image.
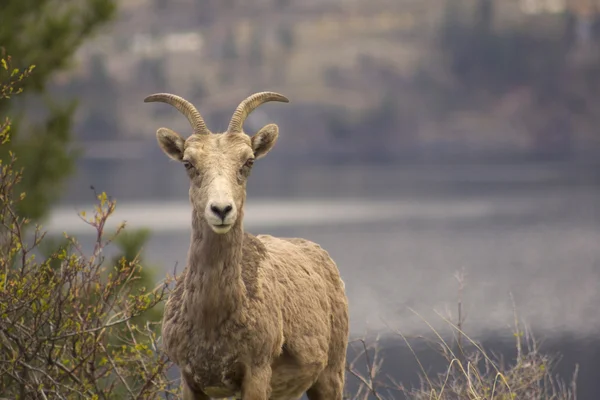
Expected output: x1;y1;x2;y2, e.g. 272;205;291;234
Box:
0;55;179;399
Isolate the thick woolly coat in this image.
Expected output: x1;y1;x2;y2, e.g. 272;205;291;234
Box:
161;211;349;399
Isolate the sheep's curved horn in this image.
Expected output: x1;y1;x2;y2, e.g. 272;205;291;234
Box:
144;93;211;135
227;92;289;133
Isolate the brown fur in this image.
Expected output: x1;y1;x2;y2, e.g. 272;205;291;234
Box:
150;96;349;400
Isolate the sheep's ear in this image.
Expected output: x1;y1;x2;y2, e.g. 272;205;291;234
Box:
251;123;279;159
157;128;185;161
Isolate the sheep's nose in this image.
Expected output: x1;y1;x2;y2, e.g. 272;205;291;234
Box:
210;203;233;220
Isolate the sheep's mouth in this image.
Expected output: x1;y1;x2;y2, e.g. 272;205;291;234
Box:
210;223;233;234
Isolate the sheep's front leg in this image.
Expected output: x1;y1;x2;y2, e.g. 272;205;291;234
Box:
241;366;272;400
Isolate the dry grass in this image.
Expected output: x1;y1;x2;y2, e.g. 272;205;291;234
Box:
346;271;579;400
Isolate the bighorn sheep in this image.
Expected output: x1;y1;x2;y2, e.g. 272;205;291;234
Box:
144;91;349;399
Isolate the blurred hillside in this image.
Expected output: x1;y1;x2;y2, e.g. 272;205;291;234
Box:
52;0;600;164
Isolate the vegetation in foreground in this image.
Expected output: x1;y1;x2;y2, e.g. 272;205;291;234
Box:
346;272;579;400
0;55;180;399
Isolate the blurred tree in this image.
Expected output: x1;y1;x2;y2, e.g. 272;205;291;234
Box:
438;0;568;99
433;0;600;158
79;53;120;140
193;0;218;24
275;0;292;9
138;57;168;91
278;25;296;51
190;79;208;101
248;29;264;67
220;28;239;84
222;28;239;60
0;0;117;221
154;0;168;11
475;0;493;33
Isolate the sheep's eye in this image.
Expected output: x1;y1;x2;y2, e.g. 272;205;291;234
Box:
244;158;255;168
183;161;193;170
238;158;255;182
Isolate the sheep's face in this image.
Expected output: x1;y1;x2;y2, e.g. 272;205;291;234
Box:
156;125;279;234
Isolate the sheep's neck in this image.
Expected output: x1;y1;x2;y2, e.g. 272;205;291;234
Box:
186;211;246;331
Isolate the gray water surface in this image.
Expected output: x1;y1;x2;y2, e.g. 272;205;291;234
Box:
47;184;600;338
